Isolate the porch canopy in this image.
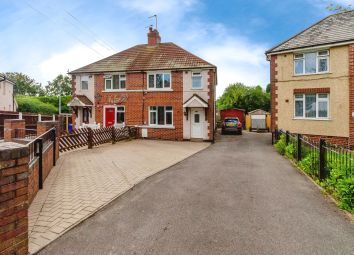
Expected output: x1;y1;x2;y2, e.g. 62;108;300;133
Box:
67;95;93;107
183;94;208;108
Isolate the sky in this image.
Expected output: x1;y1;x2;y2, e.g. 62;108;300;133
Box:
0;0;353;97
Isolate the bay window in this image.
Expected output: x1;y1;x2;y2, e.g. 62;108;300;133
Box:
149;106;173;126
294;93;329;119
294;50;329;75
148;73;171;89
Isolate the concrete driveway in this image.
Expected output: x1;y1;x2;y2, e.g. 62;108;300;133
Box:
38;132;354;255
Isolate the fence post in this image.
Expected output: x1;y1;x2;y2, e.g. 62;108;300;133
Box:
285;131;289;145
319;138;326;180
52;128;56;166
274;129;278;142
112;126;116;144
35;138;43;189
297;134;302;161
88;128;93;149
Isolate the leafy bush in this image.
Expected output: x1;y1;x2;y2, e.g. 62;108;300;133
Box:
274;134;286;155
336;177;354;212
298;153;319;176
285;143;295;160
16;96;72;114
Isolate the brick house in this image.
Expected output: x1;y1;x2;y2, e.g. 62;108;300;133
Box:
266;11;354;147
68;27;217;141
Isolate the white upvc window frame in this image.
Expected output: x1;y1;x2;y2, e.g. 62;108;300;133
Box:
80;75;89;90
104;74;126;91
191;72;202;89
294;50;329;75
149;106;173;126
294;93;330;120
116;105;125;125
147;72;172;90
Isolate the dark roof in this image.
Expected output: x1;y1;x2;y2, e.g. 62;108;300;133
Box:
77;95;93;106
67;95;93;107
266;11;354;54
70;43;215;74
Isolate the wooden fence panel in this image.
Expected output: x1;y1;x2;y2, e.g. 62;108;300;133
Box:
59;128;89;152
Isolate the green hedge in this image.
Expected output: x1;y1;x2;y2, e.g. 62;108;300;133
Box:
16;96;72;114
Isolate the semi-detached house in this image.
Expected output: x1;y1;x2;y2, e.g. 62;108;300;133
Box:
266;11;354;147
68;27;217;141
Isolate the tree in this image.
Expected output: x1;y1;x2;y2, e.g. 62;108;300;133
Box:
217;83;270;113
3;72;45;96
266;83;271;93
45;74;72;96
327;3;353;13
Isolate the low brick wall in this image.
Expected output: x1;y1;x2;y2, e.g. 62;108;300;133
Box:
0;142;29;255
28;159;39;205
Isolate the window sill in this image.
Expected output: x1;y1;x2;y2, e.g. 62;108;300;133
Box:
191;87;203;90
102;90;126;92
147;89;173;92
293;72;331;77
293;117;331;121
139;125;175;129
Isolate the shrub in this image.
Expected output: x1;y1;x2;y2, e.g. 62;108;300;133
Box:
336;177;354;212
298;153;319;176
16;95;72;114
274;134;286;155
285;143;295;160
17;96;58;114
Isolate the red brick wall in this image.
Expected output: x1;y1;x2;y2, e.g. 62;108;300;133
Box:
349;44;354;147
0;146;29;255
95;71;184;140
4;119;25;142
28;159;39;205
293;87;330;94
270;55;278;132
304;134;349;147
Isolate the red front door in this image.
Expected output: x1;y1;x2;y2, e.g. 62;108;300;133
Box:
105;108;115;127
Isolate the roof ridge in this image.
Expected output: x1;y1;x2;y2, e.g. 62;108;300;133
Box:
266;10;354;54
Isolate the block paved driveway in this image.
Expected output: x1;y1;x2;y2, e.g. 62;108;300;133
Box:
38;132;354;255
28;139;209;254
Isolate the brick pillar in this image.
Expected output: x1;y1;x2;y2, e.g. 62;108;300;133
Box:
349;44;354;148
0;142;29;255
4;119;25;142
270;55;278;132
37;121;60;160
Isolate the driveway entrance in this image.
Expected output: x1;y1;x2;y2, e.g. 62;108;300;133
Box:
38;132;354;255
28;140;209;254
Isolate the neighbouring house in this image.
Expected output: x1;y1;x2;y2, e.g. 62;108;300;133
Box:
266;10;354;147
68;27;217;141
0;75;17;112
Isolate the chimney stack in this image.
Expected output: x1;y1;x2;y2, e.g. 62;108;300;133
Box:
147;26;161;46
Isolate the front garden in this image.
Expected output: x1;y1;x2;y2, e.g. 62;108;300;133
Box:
274;131;354;214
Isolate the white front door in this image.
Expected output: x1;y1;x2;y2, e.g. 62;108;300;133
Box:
191;109;204;139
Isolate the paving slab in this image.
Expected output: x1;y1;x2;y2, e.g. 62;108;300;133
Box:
28;139;209;254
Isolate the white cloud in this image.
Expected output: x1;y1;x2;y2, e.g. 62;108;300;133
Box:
38;43;114;84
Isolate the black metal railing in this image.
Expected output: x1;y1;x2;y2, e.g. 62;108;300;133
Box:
273;129;353;180
27;128;56;189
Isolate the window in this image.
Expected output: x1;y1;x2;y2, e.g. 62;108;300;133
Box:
149;106;173;126
192;72;202;89
148;73;171;89
294;93;329;119
82;108;90;123
294;50;329;75
105;74;126;90
116;106;125;124
81;76;89;90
